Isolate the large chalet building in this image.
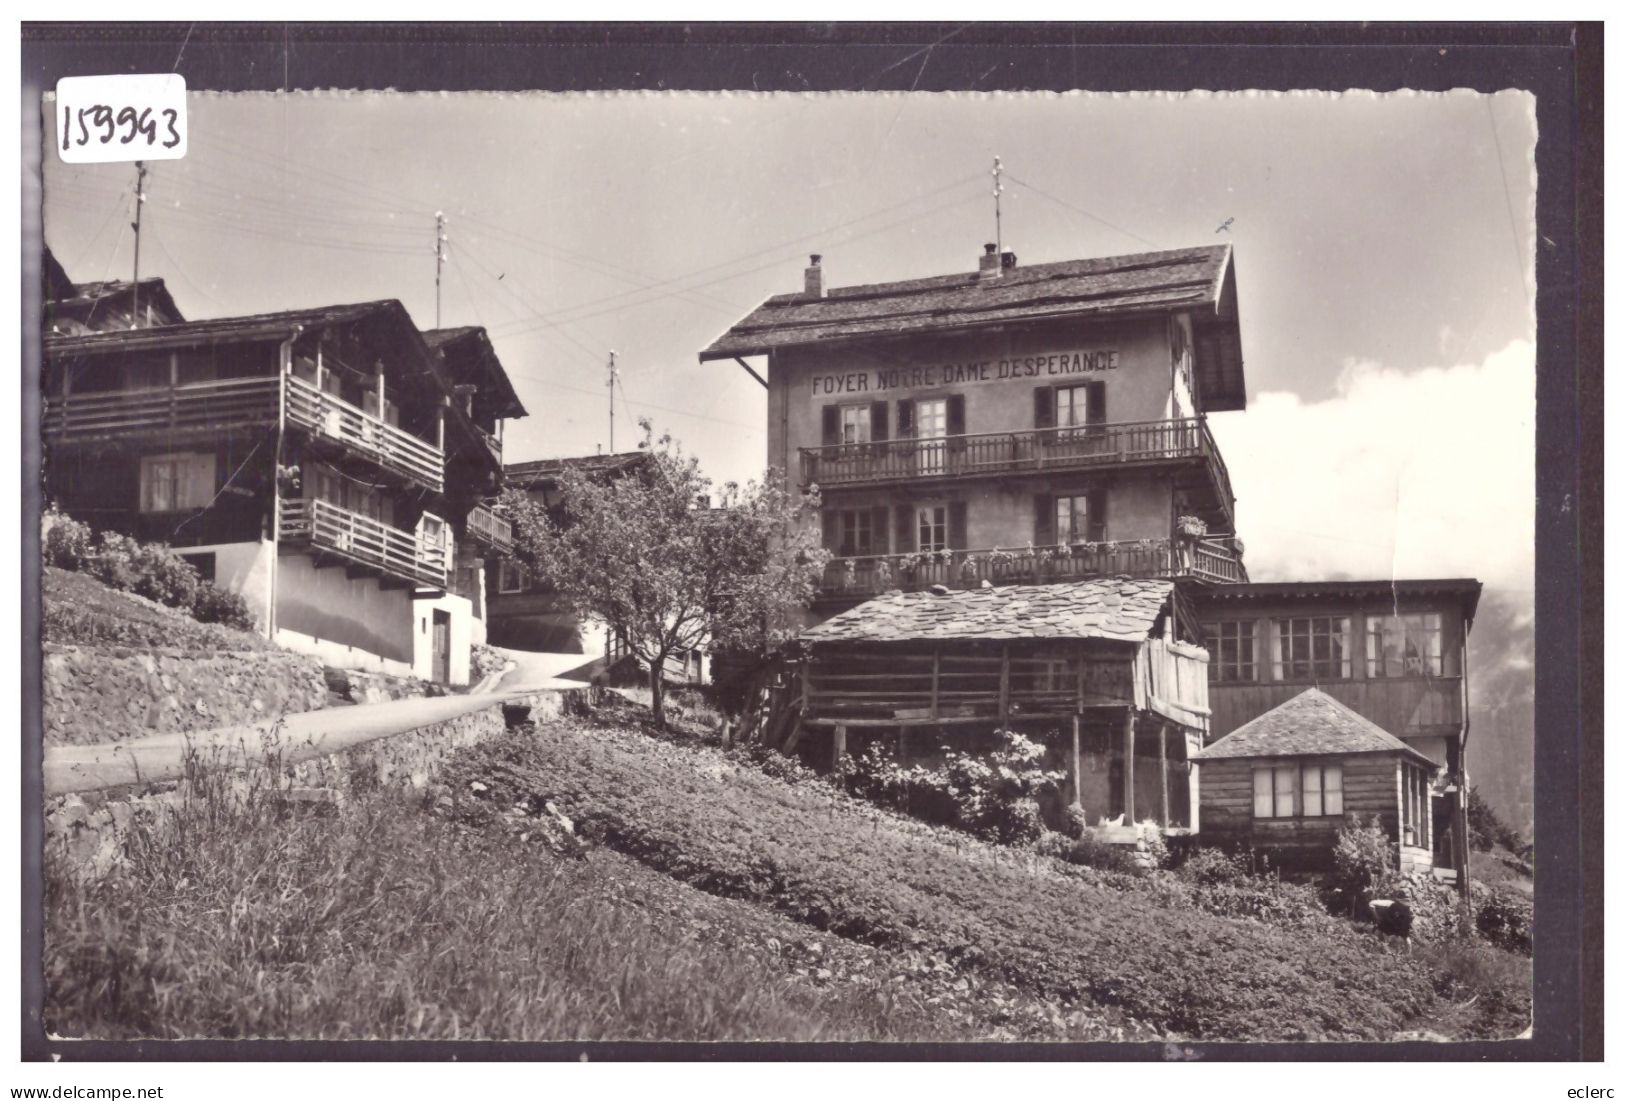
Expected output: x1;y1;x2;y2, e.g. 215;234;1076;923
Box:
704;242;1481;878
40;253;524;687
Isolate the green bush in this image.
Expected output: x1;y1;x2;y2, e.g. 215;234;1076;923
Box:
1062;830;1144;876
190;583;256;631
1330;815;1397;915
86;530;143;592
1475;884;1533;955
129;542;202;609
1176;847;1251;887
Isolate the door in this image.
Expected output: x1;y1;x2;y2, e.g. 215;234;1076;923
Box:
432;609;452;684
915;397;948;475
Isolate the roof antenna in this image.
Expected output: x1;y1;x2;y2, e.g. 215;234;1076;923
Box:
991;155;1004;259
129;161;148;328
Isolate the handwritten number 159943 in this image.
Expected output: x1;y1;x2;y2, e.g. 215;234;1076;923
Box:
62;105;182;150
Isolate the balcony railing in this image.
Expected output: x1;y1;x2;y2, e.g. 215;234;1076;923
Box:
43;373;446;494
284;375;444;493
801;418;1233;515
279;498;448;588
466;503;514;554
819;537;1247;598
43;376;281;439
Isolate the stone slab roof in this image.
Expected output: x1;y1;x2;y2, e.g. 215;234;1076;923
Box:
1191;688;1436;766
699;243;1246;411
798;577;1174;646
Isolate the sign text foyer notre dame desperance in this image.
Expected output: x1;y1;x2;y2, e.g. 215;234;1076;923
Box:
809;349;1121;396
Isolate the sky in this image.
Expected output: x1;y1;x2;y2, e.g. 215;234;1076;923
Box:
40;89;1536;597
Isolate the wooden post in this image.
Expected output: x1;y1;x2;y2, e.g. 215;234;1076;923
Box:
832;725;848;771
1159;720;1170;828
930;648;941;721
998;645;1011;726
1071;714;1083;808
1121;708;1136;824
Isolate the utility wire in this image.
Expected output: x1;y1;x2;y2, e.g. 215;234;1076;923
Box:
1485;96;1534;309
1004;174;1161;250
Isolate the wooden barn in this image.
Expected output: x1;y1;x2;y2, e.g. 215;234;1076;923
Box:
1191;687;1439;871
789;577;1211;830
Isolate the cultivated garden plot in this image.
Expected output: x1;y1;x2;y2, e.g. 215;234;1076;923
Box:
442;696;1531;1043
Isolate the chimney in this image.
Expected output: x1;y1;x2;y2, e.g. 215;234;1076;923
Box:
977;242;1001;279
804;254;823;298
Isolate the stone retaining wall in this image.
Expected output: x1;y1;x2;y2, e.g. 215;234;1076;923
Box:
45;688;592;875
42;644;329;747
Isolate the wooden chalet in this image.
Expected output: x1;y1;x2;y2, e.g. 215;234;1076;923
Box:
791;577;1211;830
1192;688;1441;872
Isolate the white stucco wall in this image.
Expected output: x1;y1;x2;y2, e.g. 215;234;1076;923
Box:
412;592;474;686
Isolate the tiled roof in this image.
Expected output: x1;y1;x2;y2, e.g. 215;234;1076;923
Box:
505;450;653;488
798;577;1173;645
699;244;1245;411
1191;688;1436;765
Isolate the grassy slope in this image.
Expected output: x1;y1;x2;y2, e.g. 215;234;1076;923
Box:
442;697;1526;1042
43;566;271;652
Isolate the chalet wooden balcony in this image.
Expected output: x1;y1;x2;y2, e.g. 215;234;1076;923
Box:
279;498;448;589
43;374;446;494
466;503;514;555
801;417;1235;521
284;375;444;494
43;376;282;441
819;537;1247;599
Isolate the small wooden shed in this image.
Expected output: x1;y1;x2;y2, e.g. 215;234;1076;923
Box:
789;578;1211;830
1190;688;1440;871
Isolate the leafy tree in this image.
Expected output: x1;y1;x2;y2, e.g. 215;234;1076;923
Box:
503;422;826;727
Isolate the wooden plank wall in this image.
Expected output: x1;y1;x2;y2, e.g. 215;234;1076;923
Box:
1209;677;1463;742
1197;754;1401;850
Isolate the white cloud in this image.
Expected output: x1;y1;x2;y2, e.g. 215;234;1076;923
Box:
1209;339;1534;600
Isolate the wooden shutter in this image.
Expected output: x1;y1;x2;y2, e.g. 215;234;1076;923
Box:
1086;381;1107;425
1033;493;1054;546
1087;488;1107;542
1034;385;1056;429
870;506;890;554
946;394;966;435
822;510;838;551
894;504;915;553
870;401;889;442
895;399;914;438
948;501;968;550
821;405;840;446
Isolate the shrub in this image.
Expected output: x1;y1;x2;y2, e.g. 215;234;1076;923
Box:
843;729;1066;845
1475;884;1533;955
1467;787;1532;860
1392;870;1472;944
1330;815;1397;915
1176;847;1250;887
1062;830;1144;876
86;530;142;592
42;510;93;570
129;542;202;609
190;583;256;630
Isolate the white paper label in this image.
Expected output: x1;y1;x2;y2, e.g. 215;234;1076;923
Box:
55;74;187;163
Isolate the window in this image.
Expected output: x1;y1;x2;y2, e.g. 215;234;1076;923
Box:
1212;621;1258;682
838;509;876;557
179;552;216;584
917;505;948;553
1055;495;1090;545
419;513;447;549
139;452;215;513
497;558;529;594
1272;617;1352;680
839;404;871;445
1366;613;1443;677
1253;762;1343;818
1401;761;1432;848
914;397;948;475
1056;384;1089;428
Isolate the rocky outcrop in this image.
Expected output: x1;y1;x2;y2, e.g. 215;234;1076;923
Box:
42;644;328;747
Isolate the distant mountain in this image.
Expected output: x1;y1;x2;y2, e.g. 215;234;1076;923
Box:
1465;590;1535;839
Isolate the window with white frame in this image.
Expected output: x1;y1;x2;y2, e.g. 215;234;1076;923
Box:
1212;621;1258;682
839;404;872;445
837;509;876;557
1253;761;1344;818
139;452;215;513
1366;613;1443;677
1272;617;1353;680
1055;494;1090;545
916;504;948;553
497;558;529;593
